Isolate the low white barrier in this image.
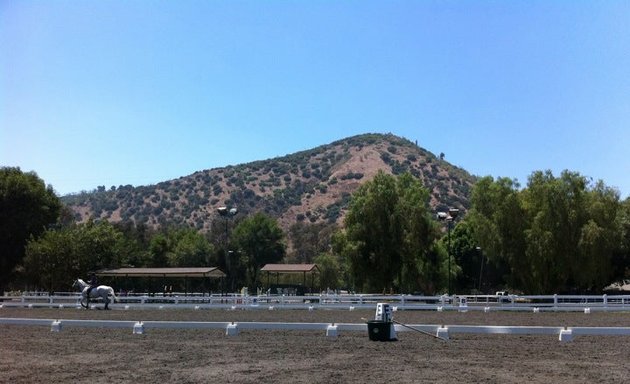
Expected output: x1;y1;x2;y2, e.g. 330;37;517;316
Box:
1;317;629;342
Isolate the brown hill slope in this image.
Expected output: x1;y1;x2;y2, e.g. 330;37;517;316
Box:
61;133;476;232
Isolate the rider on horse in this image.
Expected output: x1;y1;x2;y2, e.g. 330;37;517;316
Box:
86;272;98;304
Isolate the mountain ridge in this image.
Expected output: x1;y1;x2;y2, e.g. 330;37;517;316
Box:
62;133;477;232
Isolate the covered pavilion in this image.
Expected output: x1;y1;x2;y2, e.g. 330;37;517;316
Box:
260;264;320;294
97;267;226;295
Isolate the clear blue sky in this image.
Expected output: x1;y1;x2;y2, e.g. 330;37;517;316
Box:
2;1;629;198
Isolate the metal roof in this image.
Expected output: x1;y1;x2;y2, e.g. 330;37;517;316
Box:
260;264;319;273
97;267;226;278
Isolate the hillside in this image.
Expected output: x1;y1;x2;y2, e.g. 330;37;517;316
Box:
61;133;477;232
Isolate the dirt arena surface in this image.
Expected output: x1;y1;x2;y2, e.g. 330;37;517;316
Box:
1;307;629;383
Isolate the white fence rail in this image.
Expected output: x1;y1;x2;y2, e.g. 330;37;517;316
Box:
1;293;630;312
1;317;629;342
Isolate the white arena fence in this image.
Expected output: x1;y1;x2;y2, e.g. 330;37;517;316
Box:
1;317;629;342
1;292;630;312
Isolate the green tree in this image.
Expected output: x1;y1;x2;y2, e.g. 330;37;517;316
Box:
148;233;173;267
170;229;214;267
77;220;126;272
288;222;337;263
521;171;620;292
113;221;153;267
330;230;354;291
613;198;630;280
396;173;442;293
339;171;439;293
148;227;216;268
521;170;580;292
22;227;78;292
23;220;125;291
468;170;624;294
466;176;525;290
574;180;621;290
0;167;62;292
231;212;285;290
448;221;484;293
314;253;342;291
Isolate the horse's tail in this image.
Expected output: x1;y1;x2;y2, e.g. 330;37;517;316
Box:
109;287;118;303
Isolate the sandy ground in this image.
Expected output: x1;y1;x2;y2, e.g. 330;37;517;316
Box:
1;307;629;384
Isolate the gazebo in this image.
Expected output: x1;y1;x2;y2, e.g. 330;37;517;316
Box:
260;264;320;294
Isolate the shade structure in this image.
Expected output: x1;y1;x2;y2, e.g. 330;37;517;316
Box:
96;267;226;295
260;264;319;273
260;264;320;294
97;267;225;278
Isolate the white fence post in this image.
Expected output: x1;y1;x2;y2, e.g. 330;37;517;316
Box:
436;326;449;340
559;328;573;342
326;324;338;338
51;320;62;332
133;322;144;334
226;323;239;336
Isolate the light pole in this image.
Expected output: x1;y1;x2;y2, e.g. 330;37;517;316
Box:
218;206;237;292
477;246;484;293
437;208;459;296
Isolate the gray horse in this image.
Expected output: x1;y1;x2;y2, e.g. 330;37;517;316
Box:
73;278;118;310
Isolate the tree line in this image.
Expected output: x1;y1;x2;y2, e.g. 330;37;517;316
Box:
1;166;628;294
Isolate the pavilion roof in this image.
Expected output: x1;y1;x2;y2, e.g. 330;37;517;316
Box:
260;264;319;273
97;267;225;278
